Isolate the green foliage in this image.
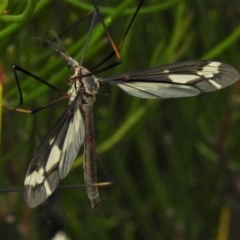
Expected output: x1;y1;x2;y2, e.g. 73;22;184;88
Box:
1;0;240;239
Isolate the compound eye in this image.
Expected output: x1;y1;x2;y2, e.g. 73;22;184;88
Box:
67;60;72;68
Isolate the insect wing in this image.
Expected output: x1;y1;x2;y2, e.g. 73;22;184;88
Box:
99;61;240;98
24;94;85;208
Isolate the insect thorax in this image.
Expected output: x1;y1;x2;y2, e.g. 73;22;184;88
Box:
68;66;99;104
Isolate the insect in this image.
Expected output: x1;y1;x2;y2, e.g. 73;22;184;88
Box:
5;1;240;208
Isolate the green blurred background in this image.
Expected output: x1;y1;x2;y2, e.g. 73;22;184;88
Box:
1;0;240;239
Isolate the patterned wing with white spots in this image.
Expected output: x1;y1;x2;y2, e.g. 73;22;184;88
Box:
24;94;85;208
99;61;240;98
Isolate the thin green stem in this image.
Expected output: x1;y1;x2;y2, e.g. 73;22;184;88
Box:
202;26;240;59
0;0;37;22
0;0;49;39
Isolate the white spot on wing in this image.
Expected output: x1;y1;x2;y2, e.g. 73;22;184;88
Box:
163;69;169;73
201;62;221;78
46;145;61;172
24;174;31;186
44;181;52;196
24;168;45;187
208;79;222;89
49;137;55;145
202;63;220;74
168;74;199;83
203;73;214;78
36;168;44;184
202;67;218;74
198;70;215;78
208;61;221;67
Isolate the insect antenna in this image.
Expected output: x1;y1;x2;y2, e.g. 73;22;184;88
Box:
48;10;95;46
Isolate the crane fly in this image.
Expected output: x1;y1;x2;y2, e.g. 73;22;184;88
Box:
4;0;240;208
23;58;240;207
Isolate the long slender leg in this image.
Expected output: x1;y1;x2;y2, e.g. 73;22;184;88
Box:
89;0;144;73
3;95;69;115
3;65;66;118
45;0;144;75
